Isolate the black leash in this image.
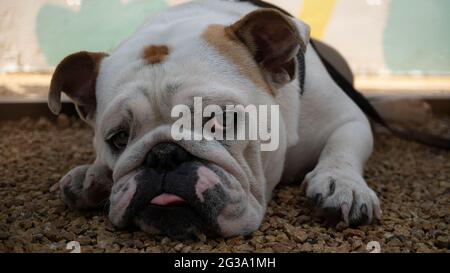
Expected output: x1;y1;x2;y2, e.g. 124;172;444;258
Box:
235;0;450;150
310;41;450;150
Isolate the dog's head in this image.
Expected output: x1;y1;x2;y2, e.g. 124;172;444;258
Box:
48;9;310;238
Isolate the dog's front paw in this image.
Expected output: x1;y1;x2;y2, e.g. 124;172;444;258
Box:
58;164;112;210
302;167;381;226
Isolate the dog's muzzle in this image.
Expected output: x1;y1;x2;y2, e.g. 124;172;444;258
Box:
109;142;229;239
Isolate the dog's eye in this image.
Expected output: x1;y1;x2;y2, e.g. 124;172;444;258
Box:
220;111;238;129
209;111;238;133
202;110;239;136
108;130;129;151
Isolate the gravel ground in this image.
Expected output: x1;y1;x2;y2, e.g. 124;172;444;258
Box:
0;115;448;253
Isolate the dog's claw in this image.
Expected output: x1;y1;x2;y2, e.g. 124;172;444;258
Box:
313;193;323;207
341;203;350;224
360;204;371;225
300;179;308;193
374;206;382;220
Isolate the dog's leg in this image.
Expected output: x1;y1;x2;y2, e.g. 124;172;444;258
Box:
302;119;381;226
58;163;113;210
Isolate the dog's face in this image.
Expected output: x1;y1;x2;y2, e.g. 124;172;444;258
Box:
48;9;310;238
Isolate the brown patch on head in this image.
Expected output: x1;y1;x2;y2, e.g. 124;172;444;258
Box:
202;24;274;95
142;45;170;65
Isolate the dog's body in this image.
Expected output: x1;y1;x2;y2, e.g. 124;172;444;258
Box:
49;0;380;238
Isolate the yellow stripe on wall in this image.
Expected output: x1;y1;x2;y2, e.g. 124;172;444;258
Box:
299;0;336;40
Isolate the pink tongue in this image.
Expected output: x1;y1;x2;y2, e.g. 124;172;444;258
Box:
150;193;186;206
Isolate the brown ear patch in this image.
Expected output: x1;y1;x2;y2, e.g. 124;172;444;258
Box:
142;45;170;65
202;24;274;95
223;8;305;88
48;51;108;120
228;9;306;56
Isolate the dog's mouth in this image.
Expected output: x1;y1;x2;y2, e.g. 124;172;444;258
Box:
108;139;235;239
112;162;229;239
134;191;208;239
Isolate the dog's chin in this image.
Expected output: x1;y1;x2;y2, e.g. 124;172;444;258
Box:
133;204;212;240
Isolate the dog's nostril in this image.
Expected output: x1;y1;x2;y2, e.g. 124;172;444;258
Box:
146;142;192;171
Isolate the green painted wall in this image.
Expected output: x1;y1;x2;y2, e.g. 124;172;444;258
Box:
384;0;450;73
5;0;446;74
36;0;167;65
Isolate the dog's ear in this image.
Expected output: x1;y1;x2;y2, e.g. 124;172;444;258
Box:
48;51;108;121
226;8;310;87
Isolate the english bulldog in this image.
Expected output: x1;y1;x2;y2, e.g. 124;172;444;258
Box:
48;0;381;239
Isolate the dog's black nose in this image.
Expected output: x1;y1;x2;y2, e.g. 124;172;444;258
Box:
146;142;192;171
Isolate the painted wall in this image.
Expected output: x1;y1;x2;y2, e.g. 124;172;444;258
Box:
0;0;449;75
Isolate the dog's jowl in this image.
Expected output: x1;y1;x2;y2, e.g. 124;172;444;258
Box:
49;0;381;238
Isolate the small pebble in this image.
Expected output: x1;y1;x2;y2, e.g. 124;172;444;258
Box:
285;224;308;243
434;236;449;249
0;224;9;240
56;114;71;128
342;229;365;239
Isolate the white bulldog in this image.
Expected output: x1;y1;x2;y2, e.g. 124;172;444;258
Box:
48;0;381;239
